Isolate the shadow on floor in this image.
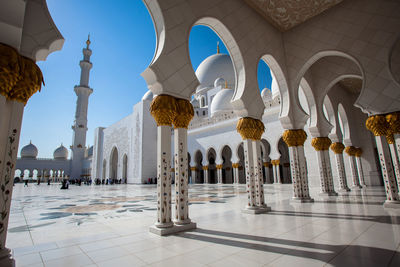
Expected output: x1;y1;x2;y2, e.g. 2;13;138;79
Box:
177;228;399;266
268;210;400;225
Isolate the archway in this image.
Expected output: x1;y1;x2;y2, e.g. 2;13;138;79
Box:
194;150;204;183
207;148;217;184
110;147;118;181
221;145;233;184
261;139;271;183
237;143;246;184
278;138;291;183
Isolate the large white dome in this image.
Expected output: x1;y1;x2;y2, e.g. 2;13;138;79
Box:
210;88;234;117
53;144;68;160
196;53;235;90
21;141;38;159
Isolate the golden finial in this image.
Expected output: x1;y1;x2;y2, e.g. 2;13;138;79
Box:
225;80;228;88
217;41;220;54
86;33;91;48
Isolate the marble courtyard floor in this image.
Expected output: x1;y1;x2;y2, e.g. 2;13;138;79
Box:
6;183;400;267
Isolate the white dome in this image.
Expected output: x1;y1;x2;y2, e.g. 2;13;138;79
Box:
53;144;68;160
261;88;272;100
210;88;234;117
142;90;153;101
214;77;225;88
21;141;38;159
191;98;199;108
196;54;235;90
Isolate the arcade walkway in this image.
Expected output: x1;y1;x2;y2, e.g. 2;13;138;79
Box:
8;184;400;266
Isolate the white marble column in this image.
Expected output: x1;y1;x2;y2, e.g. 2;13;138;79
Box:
173;127;191;225
243;139;256;209
232;163;240;184
330;143;350;193
190;167;196;184
386;113;400;188
0;96;24;264
386;135;400;191
216;164;223;184
312;137;337;196
155;125;173;228
253;140;268;209
355;148;366;187
272;160;281;184
203;166;209;184
345;146;362;190
367;115;400;208
283;130;313;202
377;136;400;206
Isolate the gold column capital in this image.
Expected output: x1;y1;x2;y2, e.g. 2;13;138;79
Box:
355;147;363;157
282;129;307;147
386;134;395;144
232;163;240;168
236;117;264;140
366;115;389;136
263;162;270;167
0;43;44;104
202;166;209;171
190;166;196;171
330;142;345;154
344;146;357;156
386;112;400;135
216;164;223;169
271;159;280;166
150;95;177;126
173;98;194;129
311;137;332;151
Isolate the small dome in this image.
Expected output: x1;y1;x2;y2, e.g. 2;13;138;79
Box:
210;88;234;117
261;88;272;101
195;53;235;90
214;77;225;88
191;98;199;108
21;141;38;159
142;90;153;101
53;144;68;160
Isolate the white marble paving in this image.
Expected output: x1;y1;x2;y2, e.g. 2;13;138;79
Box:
6;183;400;266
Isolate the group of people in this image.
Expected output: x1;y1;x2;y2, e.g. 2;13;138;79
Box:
93;178;123;185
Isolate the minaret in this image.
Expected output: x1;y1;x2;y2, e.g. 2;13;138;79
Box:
70;35;93;179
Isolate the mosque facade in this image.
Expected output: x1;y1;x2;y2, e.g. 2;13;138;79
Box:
15;41;381;193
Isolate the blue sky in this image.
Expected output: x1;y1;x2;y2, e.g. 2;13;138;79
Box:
20;0;272;158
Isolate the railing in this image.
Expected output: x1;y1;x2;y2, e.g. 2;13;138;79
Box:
188;111;237;130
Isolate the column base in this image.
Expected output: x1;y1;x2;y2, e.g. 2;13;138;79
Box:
319;192;338;197
150;222;197;236
291;197;314;203
0;248;15;267
173;218;192;225
383;200;400;209
242;205;271;214
154;221;174;228
351;185;362;190
338;188;351;194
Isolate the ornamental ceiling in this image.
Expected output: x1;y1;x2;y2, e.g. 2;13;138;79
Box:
243;0;343;31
